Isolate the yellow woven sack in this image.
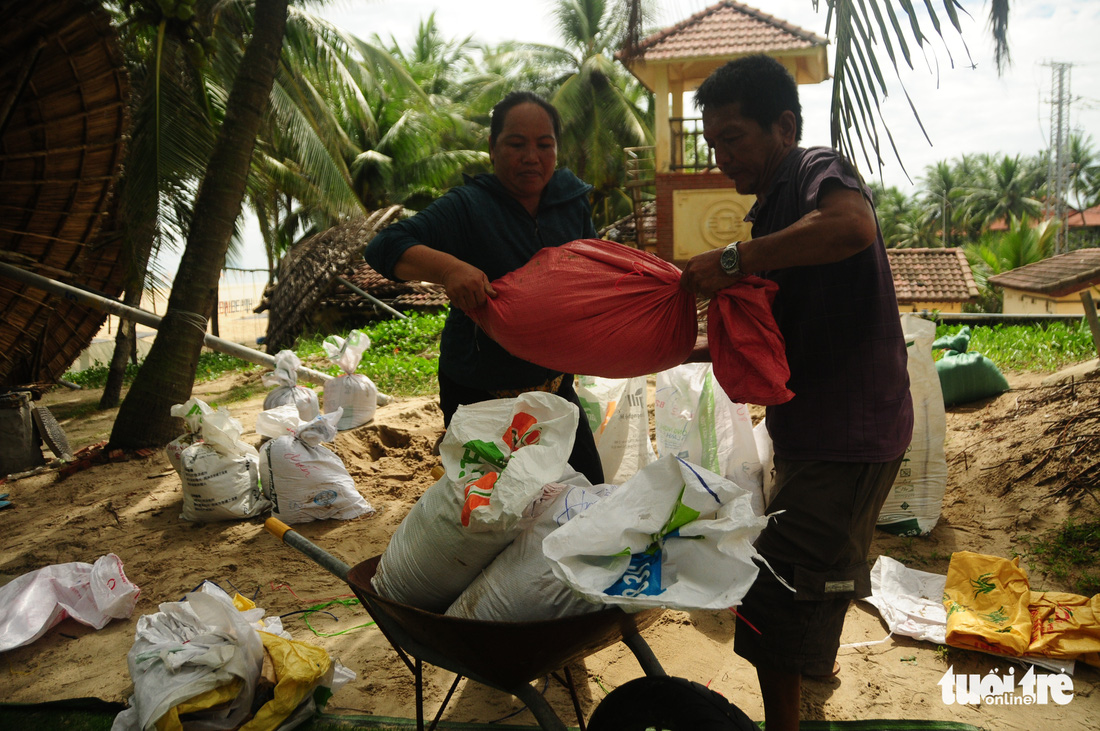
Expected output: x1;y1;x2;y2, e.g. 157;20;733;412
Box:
943;551;1032;656
1028;591;1100;667
240;632;332;731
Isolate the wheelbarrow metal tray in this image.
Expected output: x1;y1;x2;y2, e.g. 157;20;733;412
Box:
347;556;662;691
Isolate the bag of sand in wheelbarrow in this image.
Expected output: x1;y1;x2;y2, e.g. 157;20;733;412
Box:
543;454;769;611
256;407;374;524
371;391;578;613
445;474;616;622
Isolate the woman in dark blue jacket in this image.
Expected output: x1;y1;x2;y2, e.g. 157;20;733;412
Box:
365;91;603;484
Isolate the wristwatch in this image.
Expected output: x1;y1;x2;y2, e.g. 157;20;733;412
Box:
720;240;743;276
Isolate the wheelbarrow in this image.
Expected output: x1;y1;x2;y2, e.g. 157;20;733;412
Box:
265;517;757;731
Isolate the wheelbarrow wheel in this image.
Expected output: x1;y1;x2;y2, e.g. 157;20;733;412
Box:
587;676;757;731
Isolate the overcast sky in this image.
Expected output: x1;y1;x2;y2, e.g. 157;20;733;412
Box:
223;0;1100;268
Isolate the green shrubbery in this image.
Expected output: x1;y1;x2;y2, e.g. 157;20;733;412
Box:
65;312;447;396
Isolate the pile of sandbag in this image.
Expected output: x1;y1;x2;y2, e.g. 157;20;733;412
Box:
256;406;374;524
371;391;587;617
372;390;771;621
112;582;354;731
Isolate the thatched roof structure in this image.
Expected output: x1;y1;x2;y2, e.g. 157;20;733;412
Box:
263;206;403;353
0;0;130;391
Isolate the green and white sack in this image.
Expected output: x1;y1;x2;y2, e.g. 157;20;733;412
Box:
543;454;768;611
166;397;213;476
654;363;762;495
371;391;577;612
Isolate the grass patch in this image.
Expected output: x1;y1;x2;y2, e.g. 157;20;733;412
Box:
1016;518;1100;595
933;321;1095;372
294;313;445;397
62;313;445;397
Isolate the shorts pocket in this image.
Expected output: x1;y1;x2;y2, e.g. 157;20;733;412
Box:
792;561;870;601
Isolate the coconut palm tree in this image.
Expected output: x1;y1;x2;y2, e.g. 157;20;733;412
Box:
98;0;223;408
868;182;917;247
111;0;289;448
544;0;654;227
960;153;1044;232
965;215;1057;311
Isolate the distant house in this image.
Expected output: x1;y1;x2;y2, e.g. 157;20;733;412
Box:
988;204;1100;233
988;249;1100;315
887;248;979;313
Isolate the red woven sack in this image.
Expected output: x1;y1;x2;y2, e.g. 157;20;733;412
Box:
708;276;794;406
468;239;697;378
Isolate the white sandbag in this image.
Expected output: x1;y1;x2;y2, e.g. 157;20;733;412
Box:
371;392;577;612
262;349;320;421
255;403;309;440
322;330;378;430
0;554;140;652
654;363;762;491
259;409;374;524
180;408;268;522
576;375;656;484
751;420;776;513
446;472;612;621
877;314;948;536
166;397;214;475
543;454;769;611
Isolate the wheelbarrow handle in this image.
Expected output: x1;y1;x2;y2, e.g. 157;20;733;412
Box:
264;517;351;581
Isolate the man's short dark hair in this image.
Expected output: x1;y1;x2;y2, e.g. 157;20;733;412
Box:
694;54;803;142
489;91;562;146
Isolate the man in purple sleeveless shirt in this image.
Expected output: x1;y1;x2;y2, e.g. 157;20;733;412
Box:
680;55;913;730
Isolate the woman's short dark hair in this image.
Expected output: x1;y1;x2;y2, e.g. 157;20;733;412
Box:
694;55;803;142
489;91;562;146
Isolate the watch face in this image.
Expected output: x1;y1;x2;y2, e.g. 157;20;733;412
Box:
721;243;739;273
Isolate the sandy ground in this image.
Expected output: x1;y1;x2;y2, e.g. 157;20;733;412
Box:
2;364;1098;729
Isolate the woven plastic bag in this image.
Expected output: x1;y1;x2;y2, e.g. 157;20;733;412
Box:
878;314;947;536
468;239;697;378
446;473;613;622
576;375;656;484
257;408;374;524
543;454;769;611
262;350;319;421
654;363;763;509
371;391;578;612
707;276;793;406
179;408;268;522
0;554;140;652
322;331;378;430
166;397;214;475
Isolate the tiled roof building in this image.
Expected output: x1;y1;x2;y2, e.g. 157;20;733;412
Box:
628;0;826;66
887;248;979;312
987;249;1100;316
